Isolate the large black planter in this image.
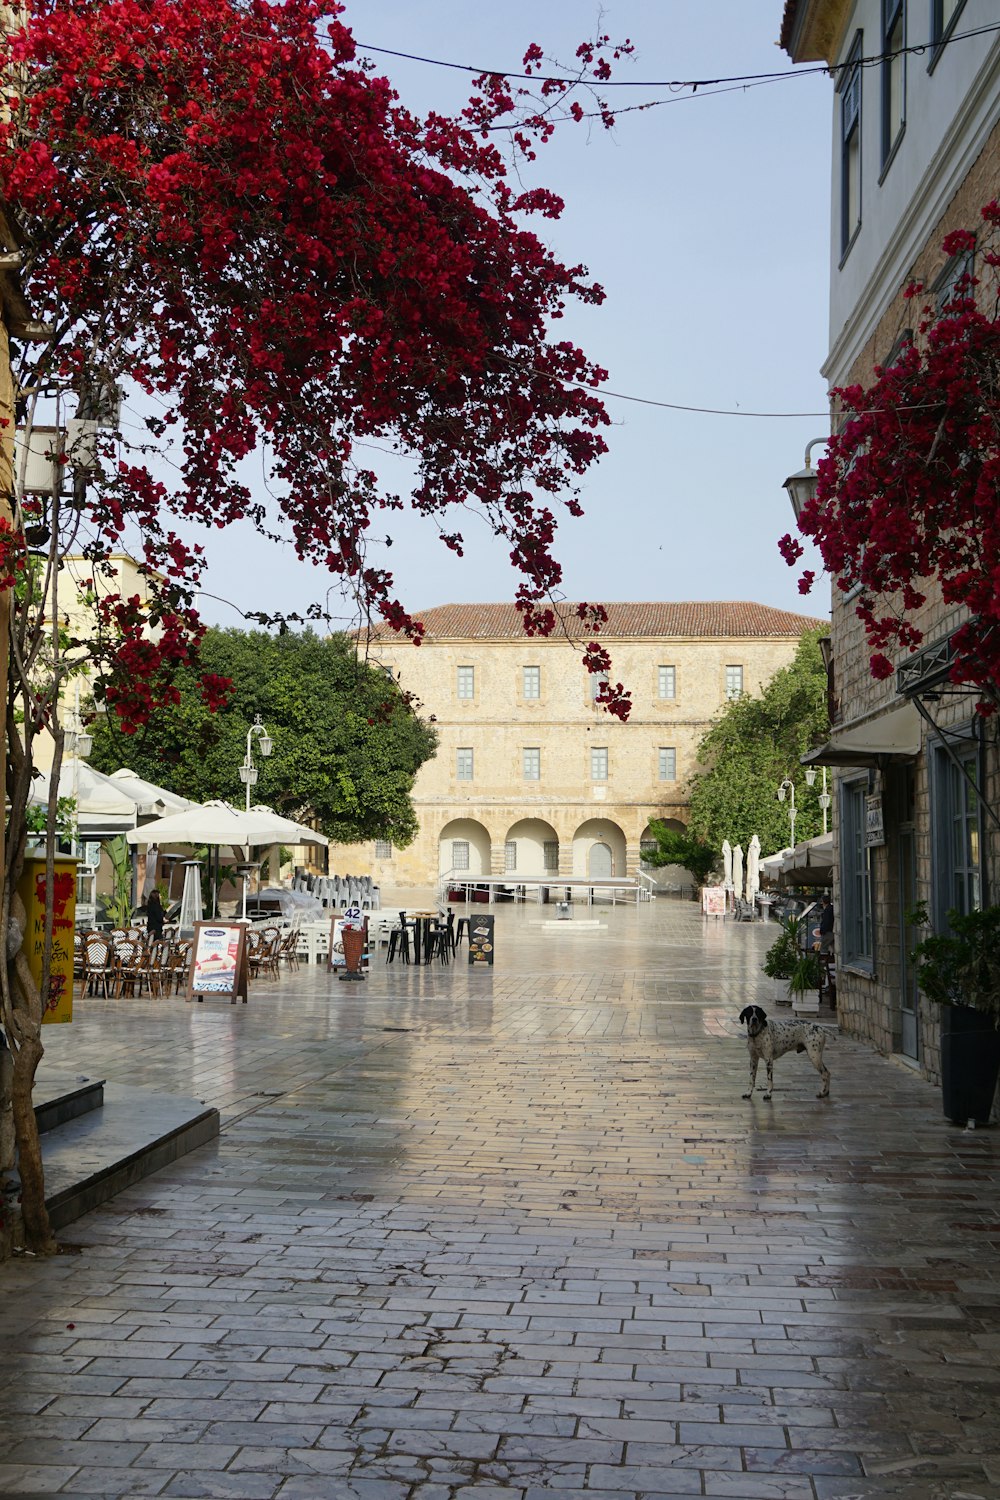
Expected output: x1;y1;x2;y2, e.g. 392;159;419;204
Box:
939;1005;1000;1126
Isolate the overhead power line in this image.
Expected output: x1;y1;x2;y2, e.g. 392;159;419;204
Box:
351;22;1000;97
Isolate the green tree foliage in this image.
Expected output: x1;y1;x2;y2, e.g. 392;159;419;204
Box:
90;629;437;847
644;825;717;885
686;629;829;855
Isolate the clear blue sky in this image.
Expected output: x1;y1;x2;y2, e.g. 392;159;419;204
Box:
192;2;834;632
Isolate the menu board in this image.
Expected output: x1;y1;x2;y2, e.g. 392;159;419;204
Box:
702;886;726;918
187;921;249;1003
468;913;495;966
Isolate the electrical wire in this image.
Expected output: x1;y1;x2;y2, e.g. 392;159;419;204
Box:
350;22;1000;96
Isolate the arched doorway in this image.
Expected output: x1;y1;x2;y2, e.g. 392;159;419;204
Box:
438;819;491;877
503;818;559;876
572;818;626;878
640;819;690;895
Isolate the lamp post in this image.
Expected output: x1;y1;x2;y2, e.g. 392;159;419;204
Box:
239;714;273;812
805;765;832;836
776;777;797;850
66;681;93;859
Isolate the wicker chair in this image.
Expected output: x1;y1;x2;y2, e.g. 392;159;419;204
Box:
81;933;113;998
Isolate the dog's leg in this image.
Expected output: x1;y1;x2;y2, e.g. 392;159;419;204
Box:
742;1051;759;1099
763;1059;774;1101
810;1043;831;1098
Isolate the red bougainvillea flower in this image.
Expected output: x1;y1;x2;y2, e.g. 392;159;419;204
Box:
1;0;634;726
785;203;1000;713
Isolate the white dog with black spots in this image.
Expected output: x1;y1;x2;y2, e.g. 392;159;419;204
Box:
739;1005;831;1100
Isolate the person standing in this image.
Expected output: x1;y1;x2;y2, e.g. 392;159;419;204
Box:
817;893;834;954
146;888;165;941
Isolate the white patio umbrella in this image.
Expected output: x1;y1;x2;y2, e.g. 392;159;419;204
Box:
732;844;744;903
247;805;330;849
124;799;326;850
126;801;328;916
722;839;733;889
745;834;761;906
108;767;194;816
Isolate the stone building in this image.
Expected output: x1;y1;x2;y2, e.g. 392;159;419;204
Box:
340;601;825;891
780;2;1000;1079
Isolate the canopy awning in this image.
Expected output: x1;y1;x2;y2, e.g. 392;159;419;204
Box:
802;700;922;769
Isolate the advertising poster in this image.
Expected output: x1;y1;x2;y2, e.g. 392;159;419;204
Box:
701;886;726;918
188;921;248;1003
328;910;369;972
468;914;496;966
18;855;76;1024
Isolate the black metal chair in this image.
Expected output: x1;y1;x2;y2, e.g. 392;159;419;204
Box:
386;911;410;964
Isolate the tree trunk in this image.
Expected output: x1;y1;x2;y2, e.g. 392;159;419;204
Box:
10;1036;53;1253
7;895;56;1255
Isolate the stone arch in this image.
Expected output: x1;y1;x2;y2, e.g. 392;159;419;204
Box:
572;818;627;878
639;819;692;895
439;818;491;877
503;817;559;877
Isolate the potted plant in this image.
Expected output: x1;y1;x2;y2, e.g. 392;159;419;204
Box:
762;916;799;1005
788;948;823;1015
910;903;1000;1126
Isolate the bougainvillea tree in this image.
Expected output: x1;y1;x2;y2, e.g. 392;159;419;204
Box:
782;202;1000;709
0;0;634;1251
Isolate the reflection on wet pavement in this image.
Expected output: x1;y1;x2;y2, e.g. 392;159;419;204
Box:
1;897;998;1499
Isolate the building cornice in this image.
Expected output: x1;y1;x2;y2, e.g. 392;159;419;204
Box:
780;0;852;63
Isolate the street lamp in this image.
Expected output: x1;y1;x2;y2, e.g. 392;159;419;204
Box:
805;765;832;836
239;714;273;811
776;777;797;849
782;436;829;521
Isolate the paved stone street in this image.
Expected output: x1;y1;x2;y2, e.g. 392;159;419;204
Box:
1;899;999;1500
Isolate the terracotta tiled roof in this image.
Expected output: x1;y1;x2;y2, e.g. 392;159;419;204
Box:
367;602;827;642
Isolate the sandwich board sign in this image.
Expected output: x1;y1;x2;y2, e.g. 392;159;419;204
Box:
187;921;249;1004
467;914;495;966
328;908;369;974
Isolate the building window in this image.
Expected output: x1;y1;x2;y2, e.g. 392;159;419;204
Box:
639;838;657;870
658;747;677;782
725;665;743;700
840;33;862;254
885;329;913;368
931;0;966;62
374;840;393;860
456;747;474;781
589;673;609;701
543;840;559;873
934;244;975;312
456;665;475;700
523;665;540;700
931;737;981;923
505;840;517;873
657;664;676;700
452;840;470;871
591;746;608;781
840;778;873;966
881;0;905;167
522;746;540;781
